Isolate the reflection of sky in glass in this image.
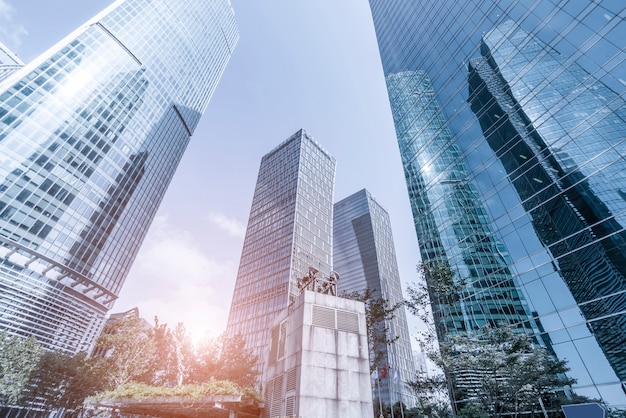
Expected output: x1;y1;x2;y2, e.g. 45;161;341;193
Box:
369;0;626;406
470;20;626;390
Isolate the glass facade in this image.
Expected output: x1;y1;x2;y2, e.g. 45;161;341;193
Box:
0;0;238;353
469;19;626;388
334;188;417;407
225;129;336;384
368;0;626;407
386;70;539;405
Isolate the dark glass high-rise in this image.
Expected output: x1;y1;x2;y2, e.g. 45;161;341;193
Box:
334;189;418;407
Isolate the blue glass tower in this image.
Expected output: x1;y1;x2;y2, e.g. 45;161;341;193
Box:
385;69;539;407
334;189;417;407
0;0;238;353
368;0;626;406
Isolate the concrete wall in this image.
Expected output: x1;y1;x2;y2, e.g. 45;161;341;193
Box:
265;290;373;418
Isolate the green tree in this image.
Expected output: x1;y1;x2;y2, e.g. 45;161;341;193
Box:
406;262;465;340
441;325;574;417
188;335;221;384
22;350;105;413
458;402;488;418
93;315;156;389
406;368;450;417
216;333;259;388
148;318;195;386
94;316;259;392
405;262;464;409
148;316;177;386
405;262;576;417
171;322;195;386
0;331;43;406
378;401;453;418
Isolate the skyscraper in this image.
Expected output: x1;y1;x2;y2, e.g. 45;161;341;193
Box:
225;129;336;382
0;41;23;83
385;69;539;406
0;0;238;353
334;188;417;407
368;0;626;407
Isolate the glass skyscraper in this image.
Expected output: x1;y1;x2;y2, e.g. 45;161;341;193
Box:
0;41;23;83
0;0;238;353
225;129;336;383
334;188;417;408
368;0;625;407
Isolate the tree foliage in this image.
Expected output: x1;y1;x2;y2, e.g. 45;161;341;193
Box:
406;368;450;417
94;315;156;389
405;262;465;409
188;336;221;384
148;316;178;386
146;318;195;386
0;333;104;414
405;262;577;417
21;350;105;412
0;313;261;417
171;322;195;386
0;331;43;406
406;262;465;340
214;333;258;388
442;325;575;417
94;316;259;391
90;380;251;402
376;401;453;418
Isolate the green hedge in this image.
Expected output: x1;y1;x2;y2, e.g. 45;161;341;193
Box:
91;380;259;402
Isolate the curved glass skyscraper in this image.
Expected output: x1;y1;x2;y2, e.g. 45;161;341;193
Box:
0;0;238;353
369;0;626;407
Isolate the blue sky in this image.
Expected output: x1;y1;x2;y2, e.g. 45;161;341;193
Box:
0;0;421;341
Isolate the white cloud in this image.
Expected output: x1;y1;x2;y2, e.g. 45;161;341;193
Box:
206;211;246;238
0;1;11;15
0;0;27;49
115;215;238;340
